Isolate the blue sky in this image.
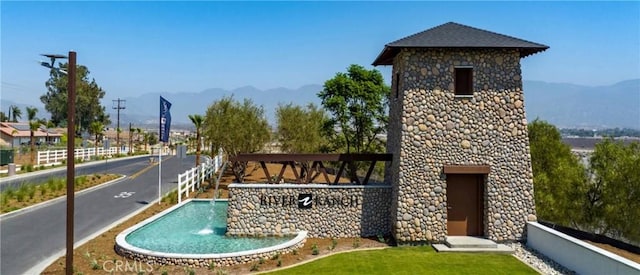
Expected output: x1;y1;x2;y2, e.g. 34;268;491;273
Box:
1;1;639;106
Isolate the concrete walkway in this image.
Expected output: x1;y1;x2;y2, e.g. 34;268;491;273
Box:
432;236;514;253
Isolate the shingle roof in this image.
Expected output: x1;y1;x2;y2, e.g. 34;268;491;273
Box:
372;22;549;65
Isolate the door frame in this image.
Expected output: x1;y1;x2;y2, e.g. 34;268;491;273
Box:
444;165;489;236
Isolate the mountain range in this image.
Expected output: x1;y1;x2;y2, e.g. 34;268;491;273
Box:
2;80;639;130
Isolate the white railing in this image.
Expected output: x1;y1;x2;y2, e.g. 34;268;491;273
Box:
36;147;127;165
177;153;224;203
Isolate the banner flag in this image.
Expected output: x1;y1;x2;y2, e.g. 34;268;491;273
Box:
159;96;172;142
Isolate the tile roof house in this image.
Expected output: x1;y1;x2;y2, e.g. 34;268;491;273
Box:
0;122;63;148
375;22;548;243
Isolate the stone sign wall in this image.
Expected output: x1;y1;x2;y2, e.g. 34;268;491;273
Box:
387;48;537;243
226;184;392;238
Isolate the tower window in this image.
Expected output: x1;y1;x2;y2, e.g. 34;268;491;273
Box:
455;67;473;96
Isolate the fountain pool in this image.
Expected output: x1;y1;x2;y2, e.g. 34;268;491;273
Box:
115;199;307;267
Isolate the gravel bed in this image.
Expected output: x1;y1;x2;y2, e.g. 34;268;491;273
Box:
508;242;575;274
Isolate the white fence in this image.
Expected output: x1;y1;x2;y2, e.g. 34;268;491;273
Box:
527;222;640;275
37;147;127;165
177;153;224;203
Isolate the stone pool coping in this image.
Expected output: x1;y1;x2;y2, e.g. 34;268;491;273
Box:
115;198;307;267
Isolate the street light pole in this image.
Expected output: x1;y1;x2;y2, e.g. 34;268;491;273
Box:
66;51;76;275
40;51;75;275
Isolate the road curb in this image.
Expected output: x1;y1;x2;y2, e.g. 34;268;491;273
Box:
0;175;127;220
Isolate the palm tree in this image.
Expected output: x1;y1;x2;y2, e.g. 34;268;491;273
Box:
143;132;150;153
26;107;38;163
134;128;142;151
10;105;22;122
188;114;204;166
89;121;104;158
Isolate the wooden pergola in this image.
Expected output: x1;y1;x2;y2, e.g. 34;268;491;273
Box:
230;154;392;185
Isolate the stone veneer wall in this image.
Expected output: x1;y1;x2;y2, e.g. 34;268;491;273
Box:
115;239;305;268
387;48;537;243
227;184;392;238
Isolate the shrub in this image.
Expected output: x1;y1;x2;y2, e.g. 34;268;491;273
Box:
162;190;179;204
277;259;282;267
311;243;319;255
258;257;265;264
25;164;33;172
90;259;100;270
353;237;361;248
4;187;15;199
0;193;9;206
329;238;338;251
292;249;298;255
250;263;259;271
15;185;28;202
55;179;66;191
75;176;87;187
45;178;56;190
27;185;36;200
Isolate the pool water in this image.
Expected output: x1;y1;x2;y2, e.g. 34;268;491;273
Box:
125;201;294;254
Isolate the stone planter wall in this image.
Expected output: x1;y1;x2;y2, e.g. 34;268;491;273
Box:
227;184;392;238
115;237;306;268
387;48;537;243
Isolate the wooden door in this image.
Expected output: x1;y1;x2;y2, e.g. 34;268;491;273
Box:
446;174;483;236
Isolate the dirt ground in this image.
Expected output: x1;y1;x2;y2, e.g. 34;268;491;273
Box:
42;162;390;274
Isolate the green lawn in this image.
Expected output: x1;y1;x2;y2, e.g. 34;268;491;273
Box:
267;246;537;275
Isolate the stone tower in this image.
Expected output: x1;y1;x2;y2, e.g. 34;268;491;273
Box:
373;22;548;243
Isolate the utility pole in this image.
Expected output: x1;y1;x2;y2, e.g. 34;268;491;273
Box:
128;122;132;155
112;98;126;151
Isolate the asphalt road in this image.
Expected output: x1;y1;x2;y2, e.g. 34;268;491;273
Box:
0;155;197;275
0;156;153;190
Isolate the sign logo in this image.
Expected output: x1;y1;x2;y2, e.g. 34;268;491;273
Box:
298;194;312;209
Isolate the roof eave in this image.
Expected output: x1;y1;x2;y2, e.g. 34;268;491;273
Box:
372;46;398;66
373;45;549;65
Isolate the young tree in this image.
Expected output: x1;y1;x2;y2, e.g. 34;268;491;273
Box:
275;103;327;153
40;62;110;134
587;139;640;242
528;119;587;227
317;64;390;181
26;107;39;163
188;114;204;166
0;111;7;122
203;96;270;181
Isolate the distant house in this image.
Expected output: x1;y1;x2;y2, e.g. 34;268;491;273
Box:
373;22;548;242
0;122;63;148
